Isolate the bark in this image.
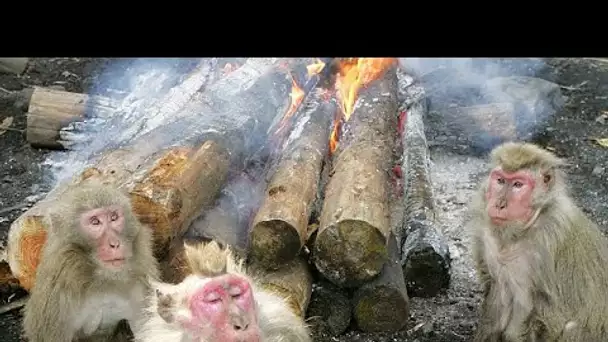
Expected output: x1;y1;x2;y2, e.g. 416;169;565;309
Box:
352;233;410;332
0;58;28;75
247;256;313;319
25;86;116;149
313;65;399;288
249;88;335;269
399;99;451;298
7;58;306;291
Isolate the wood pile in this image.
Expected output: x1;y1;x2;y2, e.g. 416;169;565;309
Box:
1;57;455;333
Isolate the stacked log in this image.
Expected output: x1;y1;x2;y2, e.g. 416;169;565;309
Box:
6;58;308;291
249;88;335;269
313;63;398;288
399;98;451;297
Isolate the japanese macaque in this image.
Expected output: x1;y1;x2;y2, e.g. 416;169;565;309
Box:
133;241;312;342
22;182;160;342
469;142;608;341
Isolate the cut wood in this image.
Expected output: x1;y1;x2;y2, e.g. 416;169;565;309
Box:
352;233;410;333
0;58;28;75
7;58;306;291
26;86;116;149
247;256;313;318
313;65;399;288
249;88;335;269
399;99;451;298
305;279;352;337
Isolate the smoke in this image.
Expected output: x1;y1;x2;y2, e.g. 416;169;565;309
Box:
398;58;565;155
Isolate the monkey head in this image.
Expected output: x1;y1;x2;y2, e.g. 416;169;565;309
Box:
153;273;261;342
52;181;142;275
484;142;565;228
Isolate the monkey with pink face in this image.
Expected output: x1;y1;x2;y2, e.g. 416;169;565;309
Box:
22;182;159;342
469;142;608;341
133;241;312;342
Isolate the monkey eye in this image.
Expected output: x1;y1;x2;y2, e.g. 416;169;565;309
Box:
513;181;524;188
228;285;242;298
90;216;101;225
110;212;119;221
496;178;506;185
203;292;222;303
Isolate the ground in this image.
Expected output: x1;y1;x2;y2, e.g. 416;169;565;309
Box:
0;58;607;341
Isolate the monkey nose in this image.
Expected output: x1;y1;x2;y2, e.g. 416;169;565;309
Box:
109;240;120;248
231;316;249;331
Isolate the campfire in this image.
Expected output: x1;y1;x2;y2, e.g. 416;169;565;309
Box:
3;57;454;335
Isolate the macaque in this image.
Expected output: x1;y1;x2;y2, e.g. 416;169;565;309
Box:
469;142;608;341
133;241;312;342
22;182;160;342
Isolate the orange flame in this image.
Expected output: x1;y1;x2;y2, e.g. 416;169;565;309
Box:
307;58;326;79
328;58;396;154
275;73;306;135
329;116;341;154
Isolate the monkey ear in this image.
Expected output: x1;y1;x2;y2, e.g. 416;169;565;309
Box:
542;168;555;188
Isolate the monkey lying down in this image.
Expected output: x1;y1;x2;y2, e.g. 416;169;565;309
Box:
133;241;311;342
21;181;311;342
469;142;608;342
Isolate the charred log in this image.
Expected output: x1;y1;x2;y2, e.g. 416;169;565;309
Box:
249;88;335;269
7;58;306;290
306;279;352;338
0;58;28;75
399;99;451;298
352;232;409;332
312;65;399;288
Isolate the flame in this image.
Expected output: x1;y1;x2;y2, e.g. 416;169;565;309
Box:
275;73;306;135
328;58;396;154
222;62;238;75
329;116;341;154
307;58;326;79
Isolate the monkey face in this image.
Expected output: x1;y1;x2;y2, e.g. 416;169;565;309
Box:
154;274;261;342
485;168;536;225
79;205;131;269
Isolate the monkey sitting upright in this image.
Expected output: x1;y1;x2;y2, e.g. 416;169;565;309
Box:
468;141;608;341
133;241;312;342
22;182;160;342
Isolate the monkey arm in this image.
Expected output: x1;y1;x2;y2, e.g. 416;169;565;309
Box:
22;247;88;342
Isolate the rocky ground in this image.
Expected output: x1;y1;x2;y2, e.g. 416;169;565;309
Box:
0;58;607;341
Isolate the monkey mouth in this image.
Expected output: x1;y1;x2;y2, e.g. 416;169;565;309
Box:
103;258;126;267
490;217;508;225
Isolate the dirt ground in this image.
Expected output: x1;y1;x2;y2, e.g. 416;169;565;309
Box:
1;58;607;341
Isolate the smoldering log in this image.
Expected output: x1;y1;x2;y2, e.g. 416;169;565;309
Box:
249;88;335;269
25;86;116;149
8;58;309;290
248;257;313;318
399;99;451;298
437;102;517;142
352;233;410;333
313;65;398;288
0;58;28;75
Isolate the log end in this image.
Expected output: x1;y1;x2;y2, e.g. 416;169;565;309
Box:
313;220;388;288
249;220;301;269
353;284;409;333
401;225;451;298
15;217;48;291
305;281;352;337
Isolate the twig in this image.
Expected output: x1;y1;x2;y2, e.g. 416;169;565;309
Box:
0;87;15;94
0;296;27;315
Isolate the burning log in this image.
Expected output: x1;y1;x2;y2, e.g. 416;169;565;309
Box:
313;59;399;288
7;58;310;290
399;99;451;298
25;86;116;149
352;233;410;332
0;58;28;74
249;88;335;269
248;256;313;318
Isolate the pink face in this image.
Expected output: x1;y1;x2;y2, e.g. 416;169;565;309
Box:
79;205;127;268
485;168;536;226
182;274;261;342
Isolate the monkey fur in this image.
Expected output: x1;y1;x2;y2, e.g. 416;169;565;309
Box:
469;142;608;341
133;241;312;342
22;181;160;342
